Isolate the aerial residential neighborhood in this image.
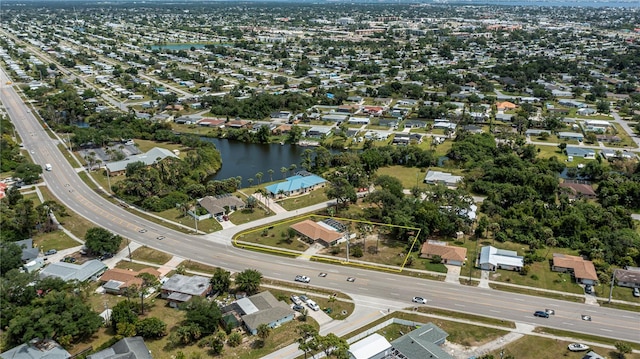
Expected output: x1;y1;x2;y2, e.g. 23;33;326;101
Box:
1;0;639;359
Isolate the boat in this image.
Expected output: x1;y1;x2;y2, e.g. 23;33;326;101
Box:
568;343;590;352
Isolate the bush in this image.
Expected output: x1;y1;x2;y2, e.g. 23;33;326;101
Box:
530;274;539;280
228;332;242;347
351;245;363;258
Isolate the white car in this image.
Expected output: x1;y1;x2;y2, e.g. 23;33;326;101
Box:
412;296;427;304
290;295;302;305
306;299;320;311
295;275;311;283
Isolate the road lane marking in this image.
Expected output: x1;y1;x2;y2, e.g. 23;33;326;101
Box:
600;329;613;332
562;322;574;326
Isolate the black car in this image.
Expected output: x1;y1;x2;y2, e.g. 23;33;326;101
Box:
292;304;305;312
584;285;593;294
534;310;550;318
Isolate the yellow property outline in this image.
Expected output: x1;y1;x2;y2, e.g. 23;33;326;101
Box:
233;214;421;273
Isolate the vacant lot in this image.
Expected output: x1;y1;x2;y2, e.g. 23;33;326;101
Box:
491;335;640;359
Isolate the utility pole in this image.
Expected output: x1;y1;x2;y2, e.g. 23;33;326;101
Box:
127;239;132;262
345;229;350;263
608;269;616;303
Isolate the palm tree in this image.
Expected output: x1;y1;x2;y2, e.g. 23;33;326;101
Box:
235;269;262;295
255;172;263;184
289;164;297;176
281;167;288;179
247;178;254;187
256;323;272;346
267;169;274;182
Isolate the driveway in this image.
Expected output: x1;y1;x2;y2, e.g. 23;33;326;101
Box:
444;265;461;284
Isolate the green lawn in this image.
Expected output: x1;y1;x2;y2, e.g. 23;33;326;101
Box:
277;188;329;211
534;327;640;352
130;246;173;265
39;186;96;239
491;335;640;359
154;207;221;233
376;165;429;190
181;260;220;275
115;261;159;271
235;218;311;252
33;230;81;252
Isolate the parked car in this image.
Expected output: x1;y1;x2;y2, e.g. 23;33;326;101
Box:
295;275;311;283
584;284;593;294
299;295;309;303
306;299;320;311
633;288;640;298
412;296;427;304
292;304;305;312
44;249;57;255
534;310;550;318
290;295;302;305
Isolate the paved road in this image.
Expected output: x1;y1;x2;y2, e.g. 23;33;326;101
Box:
2;69;639;344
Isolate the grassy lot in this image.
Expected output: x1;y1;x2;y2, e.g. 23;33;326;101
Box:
115;260;159;271
611;123;638;148
417;307;516;329
346;312;508;348
154;207;221;233
376;165;429;190
33;231;81;252
39;186;95;239
277;188;329;211
598;300;640;312
317;232;414;268
134;138;187;155
235;218;312;252
534;327;640;351
610;285;640;303
490;283;585;303
229;207;275;224
130;246;173;265
491;335;640;359
181;260;220;275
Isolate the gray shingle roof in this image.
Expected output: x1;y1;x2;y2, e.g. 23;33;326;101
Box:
391;323;452;359
39;260;107;282
106;147;178;173
87;337;151;359
161;274;209;296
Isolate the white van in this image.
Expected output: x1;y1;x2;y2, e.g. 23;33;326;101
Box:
45;163;52;171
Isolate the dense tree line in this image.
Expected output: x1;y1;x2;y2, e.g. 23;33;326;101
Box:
205;92;315;119
0;118;26;172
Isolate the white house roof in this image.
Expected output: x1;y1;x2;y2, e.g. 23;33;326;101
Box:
106;147;178;173
348;333;391;359
236;297;259;315
479;246;523;268
39;260;107;282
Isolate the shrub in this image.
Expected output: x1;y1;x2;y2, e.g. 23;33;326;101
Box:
228;332;242;347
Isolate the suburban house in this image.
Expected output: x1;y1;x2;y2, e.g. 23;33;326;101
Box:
39;259;108;282
306;127;333;138
525;129;550;137
615;267;640;288
420;241;467;266
559;99;587;108
105;147;179;176
160;274;211;307
24;258;46;273
224;291;295;335
551;254;598;285
197;118;226;127
558;132;584;142
0;338;71;359
424;170;462;187
86;337;152;359
348;333;392;359
496;101;517;111
566;146;596;160
100;267;161;295
478;246;524;271
290;219;345;246
600;149;639;160
391;323;452;359
15;238;39;263
558;181;597;200
197;194;246;217
265;172;327;198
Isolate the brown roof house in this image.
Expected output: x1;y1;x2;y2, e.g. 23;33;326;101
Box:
225;291;295;335
559;182;596;200
420;240;467;266
552;254;599;285
100;267;161;295
290;219;345;247
160;274;211;308
197;194;245;217
615;267;640;288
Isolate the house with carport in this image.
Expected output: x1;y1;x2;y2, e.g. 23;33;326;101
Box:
197;194;246;217
100;267;161;295
105;147;179;176
420;241;467;266
551;254;598;285
478;246;523;271
39;259;107;282
160;274;211;307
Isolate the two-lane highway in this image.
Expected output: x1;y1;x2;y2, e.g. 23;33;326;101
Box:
1;69;639;343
